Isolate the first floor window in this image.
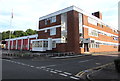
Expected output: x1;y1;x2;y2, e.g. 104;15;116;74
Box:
50;28;56;35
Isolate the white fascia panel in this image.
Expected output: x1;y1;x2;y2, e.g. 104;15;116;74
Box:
39;5;118;30
39;6;74;21
5;34;38;41
31;38;61;43
38;25;61;31
88;38;118;45
83;25;118;37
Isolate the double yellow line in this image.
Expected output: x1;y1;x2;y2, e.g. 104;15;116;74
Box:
76;62;114;77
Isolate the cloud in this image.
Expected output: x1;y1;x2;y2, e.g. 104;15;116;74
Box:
0;0;119;32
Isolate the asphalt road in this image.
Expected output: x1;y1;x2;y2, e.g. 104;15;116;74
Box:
2;54;118;80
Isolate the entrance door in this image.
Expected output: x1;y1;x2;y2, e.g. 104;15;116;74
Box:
84;43;89;52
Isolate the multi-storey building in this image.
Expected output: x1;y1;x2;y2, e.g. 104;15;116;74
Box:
31;6;119;54
5;6;119;54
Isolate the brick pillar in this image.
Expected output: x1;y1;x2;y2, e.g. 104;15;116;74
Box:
67;10;80;54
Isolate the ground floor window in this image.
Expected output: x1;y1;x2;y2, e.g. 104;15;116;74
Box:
52;41;56;48
43;41;48;47
89;42;99;48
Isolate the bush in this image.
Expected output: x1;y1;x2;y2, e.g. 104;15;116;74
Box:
114;58;120;73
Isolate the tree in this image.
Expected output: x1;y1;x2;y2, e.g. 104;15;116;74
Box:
13;30;24;37
2;29;37;40
26;29;35;35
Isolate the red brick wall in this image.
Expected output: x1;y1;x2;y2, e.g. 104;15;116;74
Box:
82;15;119;53
39;15;61;29
38;27;61;39
66;10;80;53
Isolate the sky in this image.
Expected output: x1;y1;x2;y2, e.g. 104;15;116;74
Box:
0;0;119;32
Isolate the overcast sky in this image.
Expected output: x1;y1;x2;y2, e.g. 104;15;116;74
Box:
0;0;119;32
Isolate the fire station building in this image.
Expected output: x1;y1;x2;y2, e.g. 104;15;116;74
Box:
5;6;119;54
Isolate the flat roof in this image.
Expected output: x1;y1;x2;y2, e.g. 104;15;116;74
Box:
39;5;117;30
5;34;38;41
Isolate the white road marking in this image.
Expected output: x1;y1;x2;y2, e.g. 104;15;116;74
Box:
50;71;57;74
45;65;56;67
30;66;34;67
70;76;79;80
55;70;62;72
45;70;49;71
50;69;54;70
40;66;46;69
64;72;72;75
10;61;14;63
59;73;68;77
78;59;93;63
21;63;25;65
46;68;50;69
3;59;77;79
17;62;21;64
25;64;29;66
14;62;17;63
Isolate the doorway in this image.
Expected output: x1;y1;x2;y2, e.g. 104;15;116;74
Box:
84;43;89;52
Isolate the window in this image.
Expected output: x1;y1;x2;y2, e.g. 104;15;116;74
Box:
45;16;56;25
113;37;118;41
51;16;56;23
52;41;56;48
45;19;47;25
50;28;56;35
89;29;98;37
39;41;42;47
88;17;97;26
43;41;48;47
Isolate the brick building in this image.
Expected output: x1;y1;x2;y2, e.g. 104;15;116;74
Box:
31;6;119;54
5;6;119;54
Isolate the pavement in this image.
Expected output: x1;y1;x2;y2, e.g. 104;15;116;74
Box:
87;63;120;80
76;61;120;81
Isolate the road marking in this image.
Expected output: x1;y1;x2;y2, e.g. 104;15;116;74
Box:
55;70;62;72
78;59;93;63
26;65;30;67
17;62;21;64
21;63;25;65
30;65;34;68
45;65;56;67
59;73;68;77
46;68;50;69
49;69;54;70
40;67;46;69
3;59;77;80
64;72;72;75
70;76;79;80
45;70;49;71
50;71;57;74
96;63;101;65
76;62;114;77
14;62;17;63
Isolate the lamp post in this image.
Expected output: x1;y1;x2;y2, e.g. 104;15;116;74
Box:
8;9;13;54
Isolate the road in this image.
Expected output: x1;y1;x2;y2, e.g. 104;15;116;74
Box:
2;54;118;80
